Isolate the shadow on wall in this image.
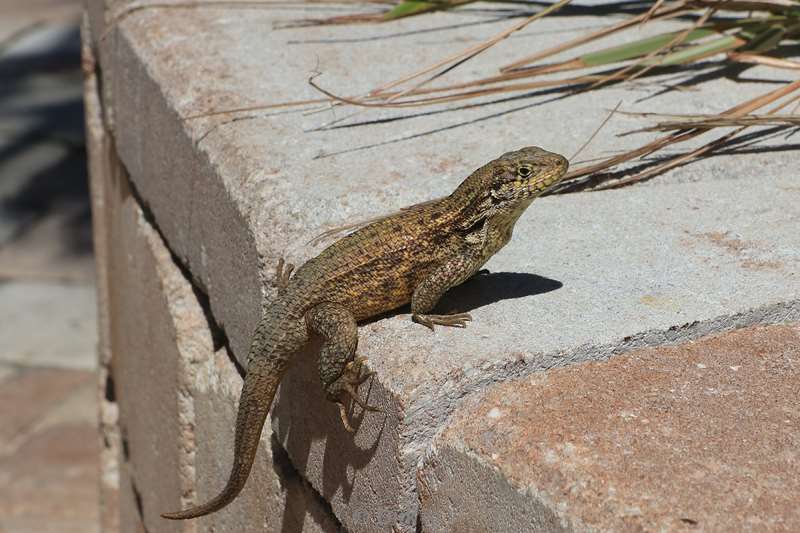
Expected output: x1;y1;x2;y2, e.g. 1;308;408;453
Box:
0;21;91;256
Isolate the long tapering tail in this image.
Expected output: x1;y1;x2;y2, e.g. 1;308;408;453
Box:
161;356;285;520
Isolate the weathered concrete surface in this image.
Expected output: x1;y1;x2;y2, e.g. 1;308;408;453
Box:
103;157;339;532
107;167;205;533
87;2;800;531
420;322;800;532
91;66;339;531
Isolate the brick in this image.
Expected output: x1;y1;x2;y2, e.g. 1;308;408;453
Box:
419;323;800;532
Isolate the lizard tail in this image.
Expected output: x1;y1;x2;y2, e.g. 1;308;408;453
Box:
161;356;283;520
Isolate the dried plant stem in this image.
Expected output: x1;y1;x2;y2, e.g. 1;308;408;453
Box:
727;51;800;70
563;79;800;182
570;101;622;160
501;1;690;72
367;0;573;100
595;88;800;190
626;114;800;132
586;5;718;91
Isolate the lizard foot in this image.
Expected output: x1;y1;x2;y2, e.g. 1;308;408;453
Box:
329;356;381;433
275;257;295;292
412;312;472;331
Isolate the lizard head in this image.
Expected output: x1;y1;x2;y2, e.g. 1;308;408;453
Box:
453;146;569;231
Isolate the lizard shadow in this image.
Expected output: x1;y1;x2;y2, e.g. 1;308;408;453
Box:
273;336;388;518
273;270;562;526
438;270;562;315
361;270;563;325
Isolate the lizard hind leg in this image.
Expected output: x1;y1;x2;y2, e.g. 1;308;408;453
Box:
306;303;381;433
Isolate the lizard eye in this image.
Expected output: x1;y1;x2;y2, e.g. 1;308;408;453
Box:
517;165;533;178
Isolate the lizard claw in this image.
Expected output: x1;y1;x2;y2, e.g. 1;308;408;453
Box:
412;312;472;330
330;357;381;432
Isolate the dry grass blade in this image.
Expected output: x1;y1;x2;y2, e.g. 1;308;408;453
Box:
184;98;329;120
307;198;442;246
100;0;400;37
100;0;382;41
692;0;797;12
642;0;668;25
301;0;572;121
594;88;800;190
562;79;800;182
594;126;747;190
278;13;385;27
585;5;718;91
628;114;800;132
366;0;572;101
309;72;614;109
727;51;800;69
501;1;691;72
570;101;622;160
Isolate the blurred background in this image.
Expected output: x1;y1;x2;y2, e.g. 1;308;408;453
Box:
0;1;99;532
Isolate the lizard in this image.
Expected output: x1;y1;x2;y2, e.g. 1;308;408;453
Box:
161;146;569;520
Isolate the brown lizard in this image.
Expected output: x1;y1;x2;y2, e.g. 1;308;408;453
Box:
161;146;568;520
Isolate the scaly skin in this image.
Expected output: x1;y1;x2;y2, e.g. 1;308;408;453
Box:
161;146;569;520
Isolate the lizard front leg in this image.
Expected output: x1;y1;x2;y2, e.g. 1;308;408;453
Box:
411;252;482;331
306;303;379;432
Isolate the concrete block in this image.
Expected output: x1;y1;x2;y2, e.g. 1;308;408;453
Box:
107;172;206;533
83;21;121;532
419;322;800;532
90;2;800;530
96;132;339;533
106;177;338;532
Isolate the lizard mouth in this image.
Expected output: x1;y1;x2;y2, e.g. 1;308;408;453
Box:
528;157;569;195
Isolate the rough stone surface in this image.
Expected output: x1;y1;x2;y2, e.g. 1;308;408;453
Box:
87;1;800;531
419;322;800;532
97;108;338;532
107;167;205;533
104;170;339;532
